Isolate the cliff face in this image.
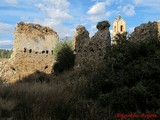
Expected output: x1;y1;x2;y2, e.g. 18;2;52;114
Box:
74;21;111;67
0;22;59;83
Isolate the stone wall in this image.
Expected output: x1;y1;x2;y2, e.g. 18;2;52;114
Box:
12;22;58;56
73;21;111;67
130;21;160;42
73;21;160;67
0;22;59;83
1;20;160;83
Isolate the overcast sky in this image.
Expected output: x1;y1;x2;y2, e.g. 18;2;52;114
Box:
0;0;160;49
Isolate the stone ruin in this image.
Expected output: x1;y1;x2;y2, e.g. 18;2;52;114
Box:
73;21;160;67
0;20;160;83
73;21;111;67
0;22;59;83
130;21;160;42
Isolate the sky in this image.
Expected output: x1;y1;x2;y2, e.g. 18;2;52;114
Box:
0;0;160;49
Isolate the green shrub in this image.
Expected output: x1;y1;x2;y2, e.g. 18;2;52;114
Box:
102;37;160;115
53;41;75;74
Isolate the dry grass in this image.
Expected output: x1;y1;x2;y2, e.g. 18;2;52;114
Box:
0;68;107;120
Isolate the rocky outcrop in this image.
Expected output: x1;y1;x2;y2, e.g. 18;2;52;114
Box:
0;22;59;83
130;21;160;42
73;21;111;67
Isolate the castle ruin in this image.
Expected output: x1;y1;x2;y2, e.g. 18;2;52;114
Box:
0;18;160;83
0;22;59;83
73;21;111;67
130;21;160;42
73;20;160;67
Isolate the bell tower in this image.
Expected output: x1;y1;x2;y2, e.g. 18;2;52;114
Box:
112;15;126;43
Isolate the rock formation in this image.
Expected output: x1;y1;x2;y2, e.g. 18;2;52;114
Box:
73;21;111;67
130;21;160;42
0;22;59;83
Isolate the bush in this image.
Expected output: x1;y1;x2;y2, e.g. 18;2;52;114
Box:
102;37;160;115
53;41;75;74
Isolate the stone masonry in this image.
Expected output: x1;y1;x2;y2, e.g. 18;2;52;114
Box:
0;20;160;83
0;22;59;83
73;21;111;67
130;21;160;42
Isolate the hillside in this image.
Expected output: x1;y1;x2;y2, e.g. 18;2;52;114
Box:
0;36;160;119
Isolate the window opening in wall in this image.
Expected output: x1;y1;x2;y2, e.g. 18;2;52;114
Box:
51;50;53;54
29;49;32;53
45;65;48;69
24;48;27;52
120;25;123;32
11;67;16;71
35;52;38;54
114;26;116;32
42;51;45;54
46;50;49;54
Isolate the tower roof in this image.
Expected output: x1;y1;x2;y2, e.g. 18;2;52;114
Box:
114;15;125;22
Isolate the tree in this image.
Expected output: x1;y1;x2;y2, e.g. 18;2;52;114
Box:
53;41;75;74
113;32;129;45
0;49;12;58
102;37;160;114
